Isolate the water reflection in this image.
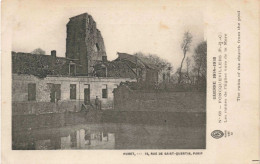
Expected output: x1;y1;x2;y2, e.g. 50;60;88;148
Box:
12;123;205;150
13;127;115;150
69;129;115;149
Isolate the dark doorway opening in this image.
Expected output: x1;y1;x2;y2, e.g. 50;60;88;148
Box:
49;84;61;103
28;83;36;101
70;84;76;100
84;85;90;105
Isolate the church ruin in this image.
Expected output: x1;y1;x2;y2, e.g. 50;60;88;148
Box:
66;13;107;75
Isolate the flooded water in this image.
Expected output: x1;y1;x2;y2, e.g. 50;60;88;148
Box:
13;123;205;149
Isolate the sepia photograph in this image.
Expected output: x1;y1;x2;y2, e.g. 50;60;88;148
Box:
10;3;207;150
10;2;207;150
2;0;260;163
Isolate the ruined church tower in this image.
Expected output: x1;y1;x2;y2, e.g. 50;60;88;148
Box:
66;13;106;75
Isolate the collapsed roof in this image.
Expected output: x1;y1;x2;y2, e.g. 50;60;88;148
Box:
12;52;69;78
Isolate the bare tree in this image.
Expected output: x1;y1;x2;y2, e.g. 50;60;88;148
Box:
31;48;46;55
185;56;191;83
193;41;207;86
186;57;191;75
178;32;192;84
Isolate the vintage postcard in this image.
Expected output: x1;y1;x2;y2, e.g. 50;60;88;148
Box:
1;0;259;163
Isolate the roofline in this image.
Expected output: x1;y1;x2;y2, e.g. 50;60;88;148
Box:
12;73;136;80
12;51;77;60
116;52;160;70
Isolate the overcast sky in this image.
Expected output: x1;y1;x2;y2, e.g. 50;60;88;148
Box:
11;0;205;70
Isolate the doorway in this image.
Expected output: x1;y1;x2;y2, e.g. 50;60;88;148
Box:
49;84;61;103
84;85;90;105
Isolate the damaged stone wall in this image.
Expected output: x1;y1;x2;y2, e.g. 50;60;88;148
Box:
114;85;206;112
12;74;135;115
66;13;106;75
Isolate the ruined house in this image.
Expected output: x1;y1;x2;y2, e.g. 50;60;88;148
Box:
12;13;136;115
93;60;137;79
92;52;160;86
12;50;69;78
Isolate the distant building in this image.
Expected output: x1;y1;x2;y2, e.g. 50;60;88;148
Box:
93;59;137;79
159;66;172;83
111;52;173;85
92;52;160;86
114;52;159;85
